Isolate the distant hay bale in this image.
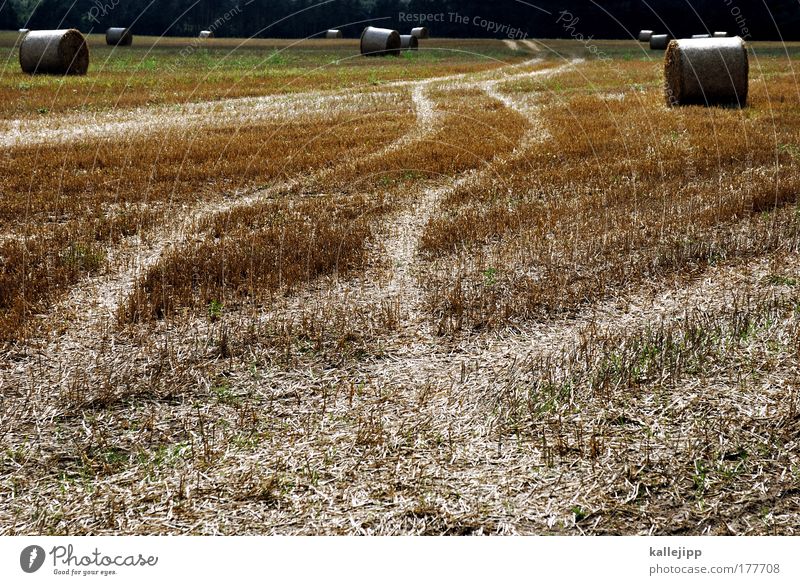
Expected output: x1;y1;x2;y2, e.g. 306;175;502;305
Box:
691;34;711;38
400;34;419;51
360;26;401;57
106;27;132;46
19;29;89;75
325;29;343;39
199;30;214;39
664;36;749;107
713;31;728;37
411;27;429;39
18;28;29;35
638;30;653;42
649;34;671;50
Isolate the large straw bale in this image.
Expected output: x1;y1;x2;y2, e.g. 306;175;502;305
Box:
649;34;671;50
411;27;429;39
639;30;653;42
360;26;401;57
664;36;749;107
400;34;419;51
106;27;132;46
19;29;89;75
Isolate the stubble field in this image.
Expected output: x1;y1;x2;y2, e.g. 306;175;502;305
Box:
0;33;799;535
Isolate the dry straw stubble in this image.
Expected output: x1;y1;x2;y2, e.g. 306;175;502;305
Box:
419;58;798;332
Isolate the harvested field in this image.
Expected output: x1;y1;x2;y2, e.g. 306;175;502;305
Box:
0;34;525;119
0;37;799;536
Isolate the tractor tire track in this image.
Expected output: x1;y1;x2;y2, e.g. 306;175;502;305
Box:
379;60;582;332
239;59;581;352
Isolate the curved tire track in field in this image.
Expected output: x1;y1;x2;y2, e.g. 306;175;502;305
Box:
228;58;570;343
377;59;582;332
228;57;585;383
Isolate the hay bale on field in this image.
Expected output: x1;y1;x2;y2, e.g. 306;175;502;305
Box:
18;28;29;34
638;30;653;42
411;27;429;39
199;30;214;39
400;34;419;51
360;26;401;57
713;31;728;37
19;29;89;75
664;36;749;107
325;29;343;39
692;34;711;38
106;27;132;46
649;34;671;50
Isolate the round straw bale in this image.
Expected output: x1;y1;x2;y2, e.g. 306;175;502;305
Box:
664;36;749;107
19;29;89;75
411;27;429;39
400;34;419;51
360;26;401;57
691;34;711;38
199;30;214;39
649;34;671;50
713;31;728;37
325;29;343;39
638;30;653;42
106;27;132;46
18;28;30;34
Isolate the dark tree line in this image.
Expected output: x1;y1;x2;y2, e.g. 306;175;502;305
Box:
2;1;798;40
